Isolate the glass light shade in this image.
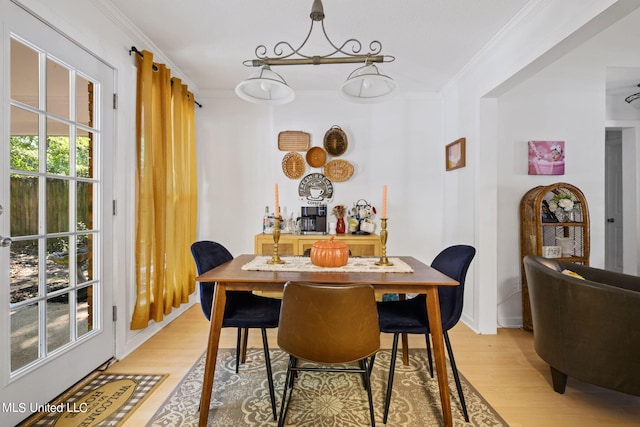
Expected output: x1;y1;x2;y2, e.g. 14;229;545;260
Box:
625;92;640;110
235;66;295;105
340;64;398;103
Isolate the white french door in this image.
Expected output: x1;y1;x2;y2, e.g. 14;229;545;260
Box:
0;2;115;424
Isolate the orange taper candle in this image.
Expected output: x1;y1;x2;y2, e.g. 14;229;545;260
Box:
274;184;280;217
382;185;387;218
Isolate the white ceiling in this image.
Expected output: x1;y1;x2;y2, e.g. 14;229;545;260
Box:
109;0;532;93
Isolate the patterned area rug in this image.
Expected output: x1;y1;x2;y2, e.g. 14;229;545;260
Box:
21;373;166;427
148;349;508;426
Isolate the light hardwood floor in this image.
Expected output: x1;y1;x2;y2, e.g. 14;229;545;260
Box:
107;304;640;427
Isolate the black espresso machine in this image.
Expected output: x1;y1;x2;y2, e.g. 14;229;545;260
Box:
299;205;327;234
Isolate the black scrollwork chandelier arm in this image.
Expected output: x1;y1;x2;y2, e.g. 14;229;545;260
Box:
242;0;394;67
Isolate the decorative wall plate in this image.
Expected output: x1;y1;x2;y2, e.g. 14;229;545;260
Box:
323;159;354;182
298;173;334;204
323;126;348;156
282;152;306;179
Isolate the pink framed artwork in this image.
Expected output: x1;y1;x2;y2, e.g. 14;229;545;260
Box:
528;140;565;175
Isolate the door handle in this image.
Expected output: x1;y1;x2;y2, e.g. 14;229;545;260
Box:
0;204;10;246
607;218;615;223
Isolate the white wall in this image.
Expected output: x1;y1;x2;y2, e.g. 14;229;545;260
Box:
195;90;446;265
486;3;640;327
498;7;640;325
442;0;640;330
496;58;608;325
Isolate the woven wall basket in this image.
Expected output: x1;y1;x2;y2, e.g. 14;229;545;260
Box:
278;131;311;151
323;159;354;182
282;152;306;179
323;126;348;156
306;146;327;168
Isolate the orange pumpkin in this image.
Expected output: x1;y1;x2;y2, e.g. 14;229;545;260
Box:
310;236;350;267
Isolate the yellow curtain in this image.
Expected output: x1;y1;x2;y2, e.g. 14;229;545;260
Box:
131;50;198;329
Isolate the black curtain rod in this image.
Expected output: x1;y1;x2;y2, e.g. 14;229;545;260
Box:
129;46;203;108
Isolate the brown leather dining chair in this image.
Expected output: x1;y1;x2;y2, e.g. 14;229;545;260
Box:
277;281;380;427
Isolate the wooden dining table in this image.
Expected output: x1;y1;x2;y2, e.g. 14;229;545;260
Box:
195;255;459;427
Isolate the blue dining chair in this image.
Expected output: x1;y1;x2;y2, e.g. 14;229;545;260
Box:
190;240;281;421
376;245;476;423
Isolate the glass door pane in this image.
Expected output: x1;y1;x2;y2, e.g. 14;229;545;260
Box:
46;57;69;120
10;37;38;108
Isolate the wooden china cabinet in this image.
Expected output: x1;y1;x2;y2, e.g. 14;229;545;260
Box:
519;182;590;331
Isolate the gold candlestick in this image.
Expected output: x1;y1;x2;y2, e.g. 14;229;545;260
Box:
376;218;393;266
267;217;285;264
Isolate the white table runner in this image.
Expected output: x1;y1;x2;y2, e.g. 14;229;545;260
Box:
241;255;414;273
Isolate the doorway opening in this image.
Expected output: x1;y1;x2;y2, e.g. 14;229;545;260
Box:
604;127;639;274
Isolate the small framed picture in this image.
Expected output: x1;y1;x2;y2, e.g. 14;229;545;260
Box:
528;141;565;175
446;138;466;171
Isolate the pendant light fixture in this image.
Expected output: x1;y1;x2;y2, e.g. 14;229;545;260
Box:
235;0;397;104
340;63;398;103
235;65;295;104
625;84;640;110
